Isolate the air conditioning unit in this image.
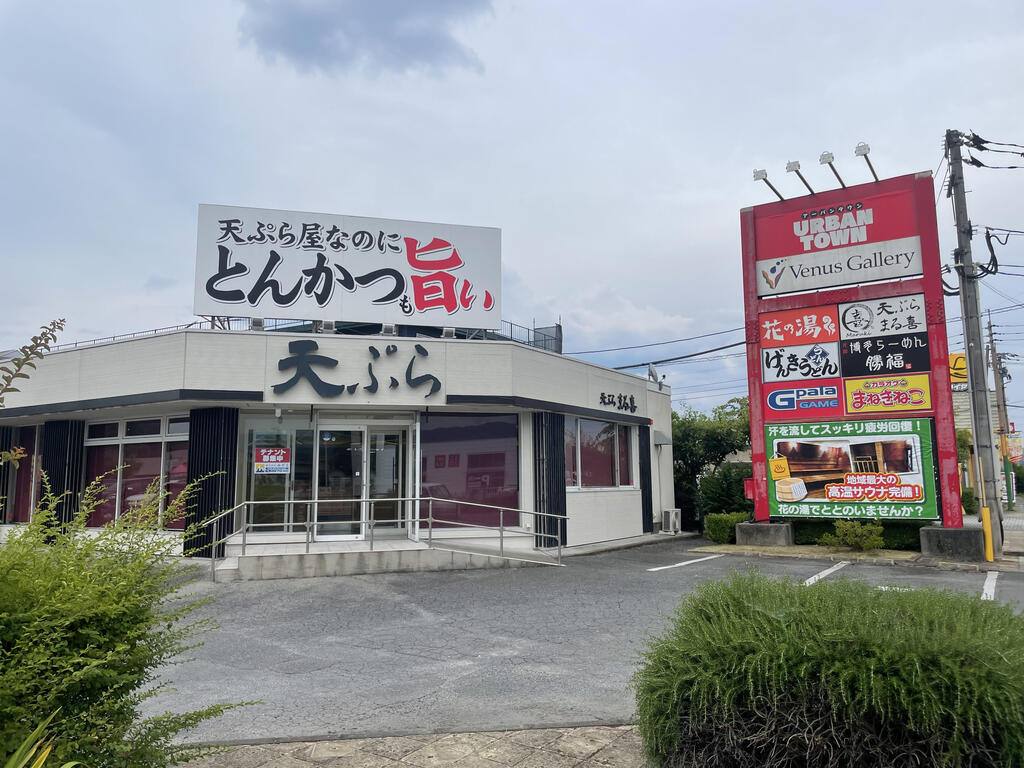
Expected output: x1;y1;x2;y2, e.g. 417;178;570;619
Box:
381;323;397;336
660;508;681;535
250;317;265;331
441;327;456;338
322;320;336;333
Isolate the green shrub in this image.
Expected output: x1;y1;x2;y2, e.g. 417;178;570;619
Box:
703;511;749;544
0;476;238;767
791;519;926;551
1015;464;1023;494
819;519;885;551
696;462;753;518
633;570;1024;767
962;486;979;516
791;519;834;545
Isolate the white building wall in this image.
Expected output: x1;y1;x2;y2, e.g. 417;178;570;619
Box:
565;490;644;545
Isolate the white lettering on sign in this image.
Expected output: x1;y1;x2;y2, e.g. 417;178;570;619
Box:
793;209;874;252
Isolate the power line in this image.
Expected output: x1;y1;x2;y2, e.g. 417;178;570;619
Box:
613;340;746;370
673;376;748;392
658;352;746;368
566;326;743;355
673;389;748;403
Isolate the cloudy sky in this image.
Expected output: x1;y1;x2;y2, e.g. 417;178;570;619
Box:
2;0;1023;414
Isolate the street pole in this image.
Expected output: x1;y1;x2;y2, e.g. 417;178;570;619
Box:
946;128;1003;549
988;313;1014;510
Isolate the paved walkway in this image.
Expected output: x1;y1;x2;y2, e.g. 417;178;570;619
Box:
188;726;645;767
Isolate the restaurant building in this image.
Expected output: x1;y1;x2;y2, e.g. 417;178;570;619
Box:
0;206;674;573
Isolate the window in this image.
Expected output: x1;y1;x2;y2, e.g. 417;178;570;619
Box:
83;415;189;527
564;417;634;488
420;414;519;526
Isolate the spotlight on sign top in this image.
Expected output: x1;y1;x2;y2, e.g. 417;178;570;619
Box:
785;160;815;195
819;151;846;189
855;142;879;181
753;168;785;201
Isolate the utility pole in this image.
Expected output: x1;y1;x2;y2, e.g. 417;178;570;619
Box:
946;128;1003;550
988;313;1014;510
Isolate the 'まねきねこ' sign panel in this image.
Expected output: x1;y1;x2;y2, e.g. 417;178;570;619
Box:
843;373;932;414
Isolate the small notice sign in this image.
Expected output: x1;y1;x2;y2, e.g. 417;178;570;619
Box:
255;447;291;474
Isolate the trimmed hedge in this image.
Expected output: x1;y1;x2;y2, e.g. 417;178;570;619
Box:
633;571;1024;767
704;511;748;544
791;519;929;551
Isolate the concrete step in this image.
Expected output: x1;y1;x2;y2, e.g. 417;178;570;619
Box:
224;546;551;581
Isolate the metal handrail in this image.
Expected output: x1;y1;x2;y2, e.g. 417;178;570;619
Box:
48;318;560;354
201;495;567;581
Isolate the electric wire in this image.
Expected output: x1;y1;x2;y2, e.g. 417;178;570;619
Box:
566;326;743;355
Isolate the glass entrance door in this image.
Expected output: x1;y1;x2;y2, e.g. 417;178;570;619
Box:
368;430;406;532
313;426;409;540
315;429;364;538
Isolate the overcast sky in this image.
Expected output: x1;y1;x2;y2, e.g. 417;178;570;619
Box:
2;0;1023;414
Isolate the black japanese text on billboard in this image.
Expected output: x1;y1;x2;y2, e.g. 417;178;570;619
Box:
838;333;931;378
838;293;925;340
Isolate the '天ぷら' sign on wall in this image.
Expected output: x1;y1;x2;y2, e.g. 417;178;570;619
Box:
194;205;502;329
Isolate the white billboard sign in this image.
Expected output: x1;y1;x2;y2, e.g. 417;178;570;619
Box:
755;236;922;297
838;293;926;339
194;205;502;329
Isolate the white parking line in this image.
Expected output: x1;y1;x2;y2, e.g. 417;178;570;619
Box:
804;561;850;586
647;554;725;572
982;571;998;601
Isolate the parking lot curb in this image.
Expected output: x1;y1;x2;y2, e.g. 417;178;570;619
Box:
689;544;1022;573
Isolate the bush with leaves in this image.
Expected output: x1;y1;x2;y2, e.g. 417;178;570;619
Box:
703;511;749;544
818;519;885;551
672;398;750;523
0;476;238;767
961;486;979;517
696;462;753;518
633;570;1024;767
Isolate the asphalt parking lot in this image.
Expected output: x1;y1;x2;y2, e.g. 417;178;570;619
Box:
149;539;1024;745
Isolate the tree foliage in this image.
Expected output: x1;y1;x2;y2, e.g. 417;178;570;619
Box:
0;477;239;767
0;319;64;468
672;397;750;518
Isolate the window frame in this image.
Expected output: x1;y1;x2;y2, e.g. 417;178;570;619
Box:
565;416;637;490
83;415;189;526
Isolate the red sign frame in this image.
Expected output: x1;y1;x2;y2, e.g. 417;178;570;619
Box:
740;172;961;527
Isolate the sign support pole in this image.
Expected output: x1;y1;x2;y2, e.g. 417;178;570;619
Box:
946;129;1003;550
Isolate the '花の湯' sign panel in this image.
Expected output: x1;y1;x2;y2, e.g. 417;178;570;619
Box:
759;306;839;347
754;188;923;297
194;204;502;329
764;418;938;520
